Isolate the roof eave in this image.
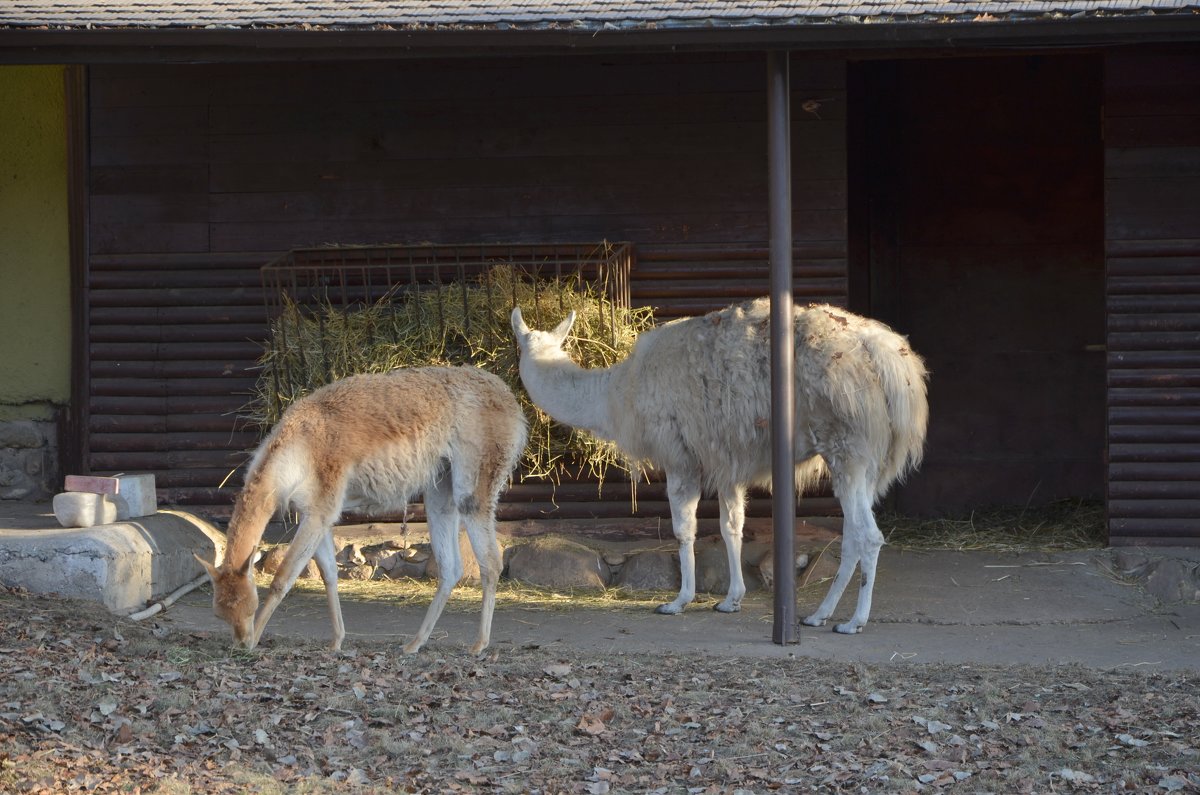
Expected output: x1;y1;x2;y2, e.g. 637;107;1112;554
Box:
0;13;1198;64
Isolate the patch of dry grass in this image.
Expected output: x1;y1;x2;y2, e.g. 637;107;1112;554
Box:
880;499;1106;552
286;573;684;615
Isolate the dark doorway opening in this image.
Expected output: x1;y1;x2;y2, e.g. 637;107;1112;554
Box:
849;54;1106;516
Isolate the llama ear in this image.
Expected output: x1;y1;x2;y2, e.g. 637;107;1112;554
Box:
194;552;219;580
510;307;530;338
551;310;576;343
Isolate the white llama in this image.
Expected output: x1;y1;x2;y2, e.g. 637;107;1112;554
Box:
511;298;928;634
197;366;527;655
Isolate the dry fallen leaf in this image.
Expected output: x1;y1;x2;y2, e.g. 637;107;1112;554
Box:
577;714;606;735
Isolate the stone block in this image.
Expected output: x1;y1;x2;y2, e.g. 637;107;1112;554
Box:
257;544;319;579
757;550;811;590
0;420;43;449
613;550;679;592
798;548;840;588
53;491;121;528
427;532;483;585
60;474;156;520
506;535;607;590
1143;559;1200;604
0;509;226;614
695;536;764;594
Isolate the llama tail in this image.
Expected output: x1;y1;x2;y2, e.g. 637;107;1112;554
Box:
864;328;930;499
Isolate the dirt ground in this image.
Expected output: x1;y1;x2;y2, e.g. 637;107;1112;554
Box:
1;583;1197;794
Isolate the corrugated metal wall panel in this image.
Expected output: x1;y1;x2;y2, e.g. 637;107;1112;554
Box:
1105;50;1200;546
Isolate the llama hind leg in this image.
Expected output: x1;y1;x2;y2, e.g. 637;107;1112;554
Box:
835;493;885;634
714;485;747;613
656;471;702;615
404;475;460;654
802;470;883;634
462;508;502;656
311;532;345;651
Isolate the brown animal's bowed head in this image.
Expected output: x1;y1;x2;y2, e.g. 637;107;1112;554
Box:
195;554;259;649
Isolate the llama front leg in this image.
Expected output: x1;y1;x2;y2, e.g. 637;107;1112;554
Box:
250;510;334;650
310;531;345;651
404;477;461;654
714;485;747;613
656;471;702;615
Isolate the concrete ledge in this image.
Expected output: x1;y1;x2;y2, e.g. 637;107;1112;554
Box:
0;505;225;614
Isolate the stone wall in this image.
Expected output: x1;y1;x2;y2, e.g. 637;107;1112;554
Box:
0;419;58;501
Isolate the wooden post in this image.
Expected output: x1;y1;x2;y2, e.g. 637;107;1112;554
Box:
767;51;799;645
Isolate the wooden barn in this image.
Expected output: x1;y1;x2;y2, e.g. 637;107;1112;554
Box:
0;1;1198;546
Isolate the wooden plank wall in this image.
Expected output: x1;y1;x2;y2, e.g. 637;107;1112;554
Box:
1105;48;1200;546
86;54;847;521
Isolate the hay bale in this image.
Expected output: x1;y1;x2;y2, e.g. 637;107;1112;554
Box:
246;264;655;488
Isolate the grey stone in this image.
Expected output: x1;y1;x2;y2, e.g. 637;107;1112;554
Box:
694;536;763;594
695;537;732;594
757;550;811;590
602;550;628;567
0;466;36;500
1143;559;1200;604
336;542;367;566
798;548;840;588
343;563;376;581
375;554;427;580
1113;548;1151;576
426;532;483;585
258;545;286;574
24;450;45;477
361;539;405;567
0;420;43;449
258;545;320;579
506;535;607;590
613;550;679;591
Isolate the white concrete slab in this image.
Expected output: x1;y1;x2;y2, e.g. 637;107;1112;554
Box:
0;504;225;614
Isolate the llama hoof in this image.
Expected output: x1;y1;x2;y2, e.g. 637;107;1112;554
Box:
469;642;489;656
654;603;683;615
833;622;863;635
713;602;741;614
402;640;424;655
801;615;825;628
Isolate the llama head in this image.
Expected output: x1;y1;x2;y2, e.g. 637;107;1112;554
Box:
194;553;259;649
510;307;576;358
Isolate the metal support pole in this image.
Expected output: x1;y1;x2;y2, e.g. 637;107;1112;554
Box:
767;50;798;645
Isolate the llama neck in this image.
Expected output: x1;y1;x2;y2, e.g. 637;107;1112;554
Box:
520;353;617;440
221;468;277;571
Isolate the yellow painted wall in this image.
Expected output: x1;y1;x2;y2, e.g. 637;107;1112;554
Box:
0;66;70;421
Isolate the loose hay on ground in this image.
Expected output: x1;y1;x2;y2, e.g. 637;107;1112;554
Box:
880;499;1106;552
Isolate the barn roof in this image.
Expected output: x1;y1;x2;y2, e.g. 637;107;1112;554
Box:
1;0;1196;63
1;0;1197;29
